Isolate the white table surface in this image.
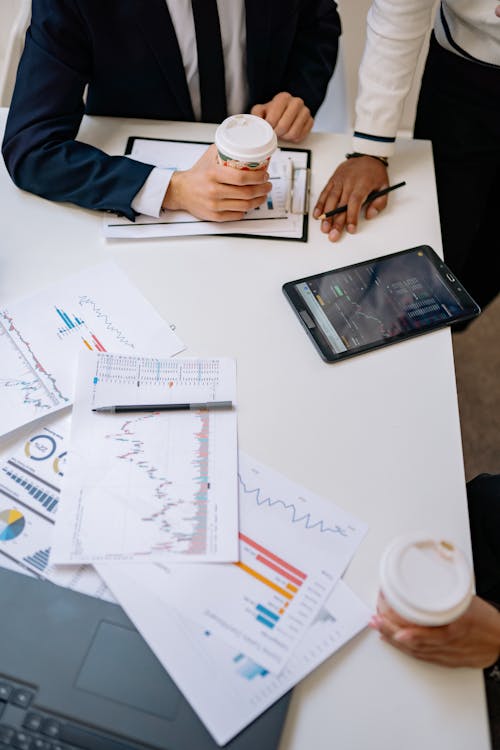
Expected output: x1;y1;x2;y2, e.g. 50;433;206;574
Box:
0;109;490;750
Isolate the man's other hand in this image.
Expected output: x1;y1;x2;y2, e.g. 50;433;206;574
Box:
251;92;313;143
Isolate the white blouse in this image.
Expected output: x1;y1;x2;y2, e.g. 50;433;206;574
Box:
352;0;500;157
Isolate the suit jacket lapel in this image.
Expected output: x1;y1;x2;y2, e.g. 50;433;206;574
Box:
132;0;194;120
245;0;273;104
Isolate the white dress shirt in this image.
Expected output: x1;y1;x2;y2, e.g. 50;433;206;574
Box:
132;0;248;217
352;0;500;157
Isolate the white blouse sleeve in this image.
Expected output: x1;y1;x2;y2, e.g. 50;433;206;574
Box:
352;0;437;157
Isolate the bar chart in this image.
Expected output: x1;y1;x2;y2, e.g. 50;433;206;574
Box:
146;454;367;672
0;485;56;579
55;306;107;352
236;532;307;631
0;262;183;437
2;461;59;514
23;546;50;573
232;654;269;681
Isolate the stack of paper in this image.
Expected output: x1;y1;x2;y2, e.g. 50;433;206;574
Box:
0;261;184;437
53;352;239;564
104;139;309;241
98;453;370;744
0;262;370;747
0;261;184;597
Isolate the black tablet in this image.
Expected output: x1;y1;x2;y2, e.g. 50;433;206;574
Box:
282;245;480;363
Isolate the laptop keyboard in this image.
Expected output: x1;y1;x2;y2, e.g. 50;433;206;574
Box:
0;678;149;750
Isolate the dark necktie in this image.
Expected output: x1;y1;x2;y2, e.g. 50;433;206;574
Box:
191;0;228;123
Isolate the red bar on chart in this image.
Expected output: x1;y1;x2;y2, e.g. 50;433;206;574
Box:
239;532;307;581
91;334;107;352
255;554;304;587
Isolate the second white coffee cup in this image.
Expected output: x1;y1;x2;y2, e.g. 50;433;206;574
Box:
379;533;474;626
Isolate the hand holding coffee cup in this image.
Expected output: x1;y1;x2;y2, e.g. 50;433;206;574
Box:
369;534;500;668
162;120;273;221
374;594;500;668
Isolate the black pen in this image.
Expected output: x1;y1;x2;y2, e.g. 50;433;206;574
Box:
92;401;233;414
317;181;406;220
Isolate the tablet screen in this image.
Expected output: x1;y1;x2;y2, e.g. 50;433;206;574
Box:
292;248;477;355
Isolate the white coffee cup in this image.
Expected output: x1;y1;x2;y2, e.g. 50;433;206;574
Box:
378;533;474;626
214;114;277;170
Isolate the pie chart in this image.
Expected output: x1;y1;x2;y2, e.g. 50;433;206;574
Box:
0;509;25;541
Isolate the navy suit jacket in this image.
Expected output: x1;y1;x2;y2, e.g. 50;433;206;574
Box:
2;0;340;219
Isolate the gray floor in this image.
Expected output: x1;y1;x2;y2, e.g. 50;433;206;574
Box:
452;295;500;482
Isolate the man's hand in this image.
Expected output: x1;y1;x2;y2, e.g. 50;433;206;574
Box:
162;144;272;221
251;92;313;143
371;595;500;669
313;157;389;241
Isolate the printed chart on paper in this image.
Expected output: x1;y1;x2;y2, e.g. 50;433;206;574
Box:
0;414;113;601
0;262;183;437
53;353;238;564
99;560;370;746
104;139;308;240
123;453;367;671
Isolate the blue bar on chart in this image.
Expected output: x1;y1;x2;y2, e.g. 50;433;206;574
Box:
55;307;85;335
256;604;280;629
236;534;307;630
233;654;269;681
2;466;59;513
256;614;276;629
23;547;50;573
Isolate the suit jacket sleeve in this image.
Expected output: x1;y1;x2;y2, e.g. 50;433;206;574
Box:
281;0;341;116
1;0;153;220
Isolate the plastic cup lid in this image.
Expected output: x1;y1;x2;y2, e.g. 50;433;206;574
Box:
380;534;473;625
215;114;277;163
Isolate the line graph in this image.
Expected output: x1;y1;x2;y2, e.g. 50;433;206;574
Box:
106;413;174;513
149;454;366;673
77;296;135;349
326;279;387;336
92;408;220;558
340;292;386;331
0;377;52;412
0;317;64;432
53;352;236;564
238;473;351;537
1;311;68;404
0;263;183;438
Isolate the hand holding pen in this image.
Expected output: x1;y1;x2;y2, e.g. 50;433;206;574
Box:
314;155;403;242
316;182;406;220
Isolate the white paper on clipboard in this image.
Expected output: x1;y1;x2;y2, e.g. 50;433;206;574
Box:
103;138;310;242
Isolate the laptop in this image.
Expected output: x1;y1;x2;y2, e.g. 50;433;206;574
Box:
0;567;291;750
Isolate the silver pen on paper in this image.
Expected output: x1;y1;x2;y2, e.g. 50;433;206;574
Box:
92;401;233;414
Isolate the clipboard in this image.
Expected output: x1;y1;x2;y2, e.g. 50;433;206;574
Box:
286;162;311;216
103;137;311;242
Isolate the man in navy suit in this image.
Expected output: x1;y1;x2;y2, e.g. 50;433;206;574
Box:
2;0;340;221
